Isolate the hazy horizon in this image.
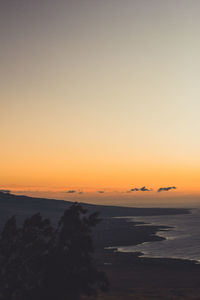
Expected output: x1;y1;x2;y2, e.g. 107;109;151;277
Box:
1;188;199;209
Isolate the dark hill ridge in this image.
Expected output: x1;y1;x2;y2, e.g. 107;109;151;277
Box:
0;191;189;229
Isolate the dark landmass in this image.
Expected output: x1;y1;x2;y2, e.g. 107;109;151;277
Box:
93;217;171;249
92;216;200;299
1;191;200;299
91;213;200;299
0;191;189;228
96;251;200;300
0;191;177;253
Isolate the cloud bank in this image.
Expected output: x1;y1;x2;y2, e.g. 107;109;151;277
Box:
128;186;152;192
157;186;177;192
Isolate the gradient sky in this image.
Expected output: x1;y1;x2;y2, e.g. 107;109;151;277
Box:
1;0;200;204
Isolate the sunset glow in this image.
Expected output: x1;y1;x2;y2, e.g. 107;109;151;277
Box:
1;0;200;205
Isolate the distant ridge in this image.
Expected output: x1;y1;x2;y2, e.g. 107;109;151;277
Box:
0;191;190;229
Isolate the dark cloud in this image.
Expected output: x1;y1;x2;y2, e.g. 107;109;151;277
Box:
157;186;177;192
140;186;151;192
128;186;151;192
130;188;140;192
66;190;76;193
98;191;104;194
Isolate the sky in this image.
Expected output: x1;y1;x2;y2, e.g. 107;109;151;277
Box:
1;0;200;206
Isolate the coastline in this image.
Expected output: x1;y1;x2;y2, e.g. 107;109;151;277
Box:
110;212;200;264
0;191;196;265
96;211;200;264
94;210;200;278
95;214;200;300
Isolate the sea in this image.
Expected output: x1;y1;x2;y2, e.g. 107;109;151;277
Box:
116;208;200;263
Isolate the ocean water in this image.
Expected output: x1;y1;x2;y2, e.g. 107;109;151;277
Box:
117;209;200;262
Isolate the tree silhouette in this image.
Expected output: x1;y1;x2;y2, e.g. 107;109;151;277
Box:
0;203;108;300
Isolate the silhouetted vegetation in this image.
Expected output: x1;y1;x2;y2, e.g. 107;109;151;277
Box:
0;203;108;300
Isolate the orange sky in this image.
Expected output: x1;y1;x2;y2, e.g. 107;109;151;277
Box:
1;0;200;205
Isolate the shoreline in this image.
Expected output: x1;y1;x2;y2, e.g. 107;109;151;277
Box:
93;217;172;249
96;214;200;299
0;191;194;264
109;212;200;264
94;211;199;266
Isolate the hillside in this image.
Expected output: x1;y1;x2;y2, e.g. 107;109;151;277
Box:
0;191;189;229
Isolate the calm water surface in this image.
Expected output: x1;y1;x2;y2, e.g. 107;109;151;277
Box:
117;209;200;262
